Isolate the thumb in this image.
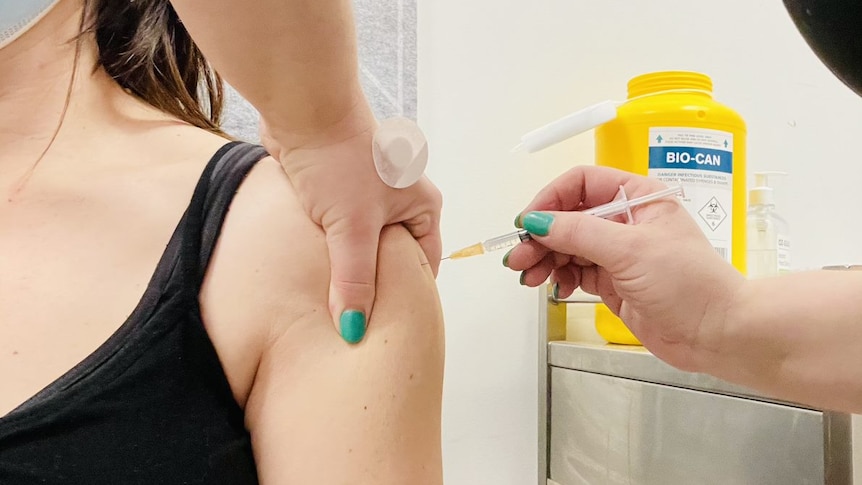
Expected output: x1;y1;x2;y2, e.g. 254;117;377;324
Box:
325;220;381;345
521;211;635;270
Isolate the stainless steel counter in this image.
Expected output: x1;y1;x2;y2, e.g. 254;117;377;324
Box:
537;289;853;485
549;340;798;407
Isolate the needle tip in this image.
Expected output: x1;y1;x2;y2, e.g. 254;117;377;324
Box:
510;142;523;153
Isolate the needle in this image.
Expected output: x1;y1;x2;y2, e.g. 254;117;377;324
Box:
441;184;684;261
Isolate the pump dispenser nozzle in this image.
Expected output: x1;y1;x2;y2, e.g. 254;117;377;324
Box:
747;171;792;277
749;171;787;207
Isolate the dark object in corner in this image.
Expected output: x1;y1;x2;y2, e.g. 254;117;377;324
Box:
784;0;862;96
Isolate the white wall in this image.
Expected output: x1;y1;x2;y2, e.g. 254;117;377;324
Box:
419;1;862;483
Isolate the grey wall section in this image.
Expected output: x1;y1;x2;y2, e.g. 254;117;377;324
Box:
220;0;418;143
354;0;418;121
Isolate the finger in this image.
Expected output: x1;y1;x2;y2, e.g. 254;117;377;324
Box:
402;212;442;277
551;265;579;299
580;265;623;314
571;255;594;267
324;217;382;345
521;165;668;214
396;177;443;276
506;239;551;271
578;263;600;296
520;210;636;273
521;251;570;287
414;230;442;277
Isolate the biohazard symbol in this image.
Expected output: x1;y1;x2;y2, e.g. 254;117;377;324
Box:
698;197;727;231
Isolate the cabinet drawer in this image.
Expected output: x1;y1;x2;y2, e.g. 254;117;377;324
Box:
549;367;828;484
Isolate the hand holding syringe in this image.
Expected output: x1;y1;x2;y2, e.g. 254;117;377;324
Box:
442;184;685;260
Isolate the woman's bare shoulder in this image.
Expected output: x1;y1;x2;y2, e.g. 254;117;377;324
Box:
195;154;329;404
190;136;444;482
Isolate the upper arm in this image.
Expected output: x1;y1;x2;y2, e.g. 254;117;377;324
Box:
169;0;363;133
218;164;444;484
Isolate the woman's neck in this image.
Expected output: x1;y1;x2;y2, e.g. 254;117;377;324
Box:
0;1;87;160
0;1;169;195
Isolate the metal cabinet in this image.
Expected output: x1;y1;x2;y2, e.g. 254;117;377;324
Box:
537;287;853;485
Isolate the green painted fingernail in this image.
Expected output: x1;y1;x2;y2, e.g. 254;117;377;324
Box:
503;249;513;267
552;283;560;300
340;310;366;344
514;214;523;228
523;212;554;237
519;272;527;286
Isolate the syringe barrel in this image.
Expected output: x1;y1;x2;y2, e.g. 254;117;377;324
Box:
482;230;531;252
586;202;629;219
584;185;684;219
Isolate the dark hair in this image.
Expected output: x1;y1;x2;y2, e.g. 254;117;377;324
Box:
82;0;225;134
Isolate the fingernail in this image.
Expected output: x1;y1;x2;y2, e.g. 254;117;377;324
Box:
519;271;527;286
523;212;554;237
502;248;513;268
340;310;366;344
552;283;560;300
514;214;523;228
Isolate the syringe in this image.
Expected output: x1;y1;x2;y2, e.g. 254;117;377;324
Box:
442;184;684;260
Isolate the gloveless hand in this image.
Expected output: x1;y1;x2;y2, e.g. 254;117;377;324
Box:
507;165;745;371
260;111;442;344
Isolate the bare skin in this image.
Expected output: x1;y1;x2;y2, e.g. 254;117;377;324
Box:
0;2;444;483
169;0;443;339
509;165;862;414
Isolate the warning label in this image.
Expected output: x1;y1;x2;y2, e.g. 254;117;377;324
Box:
698;196;727;231
649;127;733;262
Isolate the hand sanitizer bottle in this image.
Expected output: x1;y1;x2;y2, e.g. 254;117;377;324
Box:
746;172;791;278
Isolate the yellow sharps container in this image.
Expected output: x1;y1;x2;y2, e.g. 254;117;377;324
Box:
594;71;747;345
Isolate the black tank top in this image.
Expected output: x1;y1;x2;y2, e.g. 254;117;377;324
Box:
0;142;268;484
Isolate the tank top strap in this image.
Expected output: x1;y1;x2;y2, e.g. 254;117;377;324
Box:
169;141;270;294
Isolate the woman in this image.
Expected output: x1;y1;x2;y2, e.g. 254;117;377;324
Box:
0;1;445;483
